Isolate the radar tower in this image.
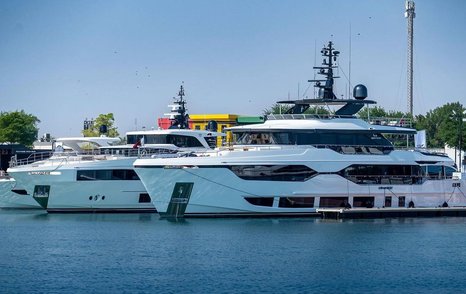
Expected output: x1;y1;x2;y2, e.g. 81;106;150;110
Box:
308;41;340;100
405;0;415;116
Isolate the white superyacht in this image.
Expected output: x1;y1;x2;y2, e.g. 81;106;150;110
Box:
134;42;466;217
8;86;224;212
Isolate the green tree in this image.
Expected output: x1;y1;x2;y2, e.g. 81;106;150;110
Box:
0;110;40;147
415;102;466;149
82;113;119;137
357;106;388;118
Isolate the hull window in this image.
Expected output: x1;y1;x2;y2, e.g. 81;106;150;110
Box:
77;169;139;181
279;197;314;208
384;196;392;207
353;197;375;208
398;196;406;207
138;193;151;203
340;164;424;185
127;134;203;148
319;197;349;208
230;165;317;182
244;197;274;207
11;189;28;195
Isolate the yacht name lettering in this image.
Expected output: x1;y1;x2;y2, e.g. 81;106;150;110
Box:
28;171;51;175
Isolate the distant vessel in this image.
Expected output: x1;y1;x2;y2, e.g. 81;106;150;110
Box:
7;86;224;212
134;42;466;217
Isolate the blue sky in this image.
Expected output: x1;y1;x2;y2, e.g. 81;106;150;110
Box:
1;0;466;137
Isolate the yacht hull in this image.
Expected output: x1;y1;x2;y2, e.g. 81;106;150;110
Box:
0;179;40;209
134;148;466;217
8;158;155;213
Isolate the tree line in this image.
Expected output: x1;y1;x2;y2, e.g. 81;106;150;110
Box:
0;111;118;147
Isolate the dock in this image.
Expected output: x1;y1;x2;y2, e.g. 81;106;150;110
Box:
316;207;466;219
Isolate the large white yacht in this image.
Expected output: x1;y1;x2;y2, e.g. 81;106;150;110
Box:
133;42;466;217
7;86;224;212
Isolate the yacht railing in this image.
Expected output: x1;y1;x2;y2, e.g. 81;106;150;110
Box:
345;172;454;185
137;147;180;158
0;170;11;179
9;151;55;168
368;117;412;128
266;114;354;120
312;144;393;155
266;114;413;128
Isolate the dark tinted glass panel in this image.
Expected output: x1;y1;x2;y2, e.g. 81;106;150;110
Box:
353;197;374;208
112;169;126;180
398;196;406;207
96;170;112;180
425;165;443;179
77;170;139;181
444;166;456;179
167;135;203;148
234;131;393;148
319;197;348;208
229;165;316;182
144;135;168;144
244;197;274;207
341;165;423;185
384;196;392;207
77;170;96;181
125;170;140;180
127;135;138;145
204;137;217;148
279;197;314;208
11;189;28;195
139;193;151;203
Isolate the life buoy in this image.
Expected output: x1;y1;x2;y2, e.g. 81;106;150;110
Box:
408;201;415;208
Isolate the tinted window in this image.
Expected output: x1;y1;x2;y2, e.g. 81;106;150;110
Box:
204;137;217;148
279;197;314;208
353;197;374;208
77;170;139;181
319;197;348;208
234;130;392;147
167;135;203;148
139;193;151;203
341;165;423;185
398;196;406;207
229;165;317;182
444;166;456;179
244;197;274;207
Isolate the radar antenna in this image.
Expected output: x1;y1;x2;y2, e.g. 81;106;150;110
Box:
167;83;190;129
308;41;340;100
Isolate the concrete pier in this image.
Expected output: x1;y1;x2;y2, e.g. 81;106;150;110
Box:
317;207;466;219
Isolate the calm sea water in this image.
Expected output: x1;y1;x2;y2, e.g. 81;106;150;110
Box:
1;211;466;293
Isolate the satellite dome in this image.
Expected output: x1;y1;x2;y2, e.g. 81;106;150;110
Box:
353;84;368;100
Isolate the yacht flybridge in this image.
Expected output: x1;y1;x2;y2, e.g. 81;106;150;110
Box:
7;86;224;212
134;42;465;217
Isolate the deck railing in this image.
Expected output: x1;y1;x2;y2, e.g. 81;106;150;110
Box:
266;114;413;128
